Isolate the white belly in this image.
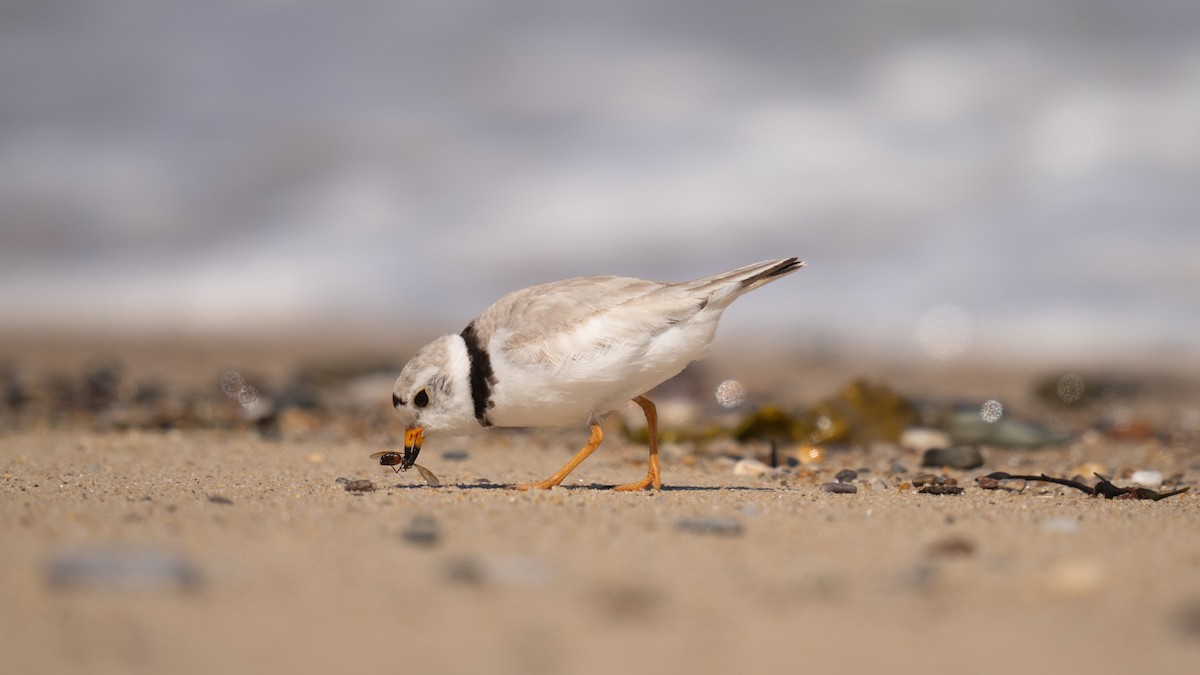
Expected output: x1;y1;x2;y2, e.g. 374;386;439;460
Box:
488;318;718;428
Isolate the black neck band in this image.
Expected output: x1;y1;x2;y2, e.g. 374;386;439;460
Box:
460;321;495;427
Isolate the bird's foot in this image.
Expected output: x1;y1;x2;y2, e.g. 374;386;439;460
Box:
611;471;661;492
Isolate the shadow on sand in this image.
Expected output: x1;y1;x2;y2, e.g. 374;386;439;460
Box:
385;481;774;492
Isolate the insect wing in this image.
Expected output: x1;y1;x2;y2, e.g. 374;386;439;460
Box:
414;463;441;487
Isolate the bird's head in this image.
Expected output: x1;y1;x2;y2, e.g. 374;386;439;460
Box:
390;334;475;465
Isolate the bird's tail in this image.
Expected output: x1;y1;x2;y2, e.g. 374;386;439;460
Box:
691;257;805;308
733;257;805;292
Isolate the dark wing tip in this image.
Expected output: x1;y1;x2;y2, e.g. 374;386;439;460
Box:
739;257;806;288
777;257;805;273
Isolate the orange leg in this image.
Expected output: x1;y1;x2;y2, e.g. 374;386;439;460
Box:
612;395;662;491
516;422;604;490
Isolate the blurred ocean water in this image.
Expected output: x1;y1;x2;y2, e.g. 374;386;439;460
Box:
1;1;1198;364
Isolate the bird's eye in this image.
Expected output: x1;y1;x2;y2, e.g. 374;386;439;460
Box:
414;388;430;408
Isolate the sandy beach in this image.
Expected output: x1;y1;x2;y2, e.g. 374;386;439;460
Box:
5;3;1199;673
2;334;1198;675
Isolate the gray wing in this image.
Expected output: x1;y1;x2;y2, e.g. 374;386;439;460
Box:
474;259;802;369
473;275;706;368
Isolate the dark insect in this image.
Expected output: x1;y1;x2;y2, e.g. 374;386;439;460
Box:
370;451;413;473
368;450;441;486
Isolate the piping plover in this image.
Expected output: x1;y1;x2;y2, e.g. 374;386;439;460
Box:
387;257;804;490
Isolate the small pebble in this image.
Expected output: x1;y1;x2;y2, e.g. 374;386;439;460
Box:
1177;601;1200;638
733;458;771;477
594;584;660;621
921;446;984;470
978;474;1026;492
919;485;964;495
1072;462;1107;479
46;548;203;590
334;477;349;485
976;476;1002;490
207;495;234;505
401;515;440;547
441;450;470;461
445;555;551;586
674;517;744;537
900;427;953;452
890;462;908;474
926;535;976;558
1130;470;1163;488
944;410;1063;446
1047;559;1105;595
904;562;938;589
822;482;857;494
1041;516;1080;534
344;479;376;492
834;469;858;483
911;473;942;487
445;557;485;585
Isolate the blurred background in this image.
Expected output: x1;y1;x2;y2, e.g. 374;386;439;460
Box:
2;0;1198;368
5;7;1200;674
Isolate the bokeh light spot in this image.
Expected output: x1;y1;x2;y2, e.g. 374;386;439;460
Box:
980;399;1003;423
220;370;260;410
715;379;747;408
1057;373;1085;404
220;370;244;398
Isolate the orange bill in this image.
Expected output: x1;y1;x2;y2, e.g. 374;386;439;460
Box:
404;426;424;453
402;425;425;470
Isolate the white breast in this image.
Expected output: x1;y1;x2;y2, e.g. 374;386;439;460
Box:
486;311;721;428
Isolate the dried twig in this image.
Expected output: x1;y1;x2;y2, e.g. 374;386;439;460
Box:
980;472;1189;501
